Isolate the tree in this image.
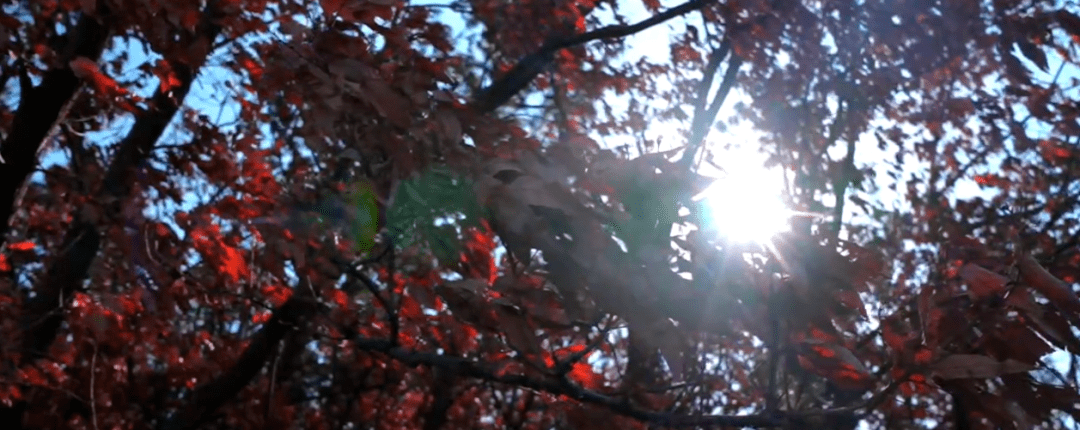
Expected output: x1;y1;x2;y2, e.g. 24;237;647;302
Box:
1;0;1079;429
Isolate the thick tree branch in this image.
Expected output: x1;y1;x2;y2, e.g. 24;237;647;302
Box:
159;296;319;430
4;8;224;429
18;15;221;364
0;12;109;239
19;222;99;358
473;0;717;113
421;366;457;430
160;251;395;429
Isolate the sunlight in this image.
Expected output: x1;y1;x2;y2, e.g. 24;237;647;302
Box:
696;140;791;244
701;169;790;243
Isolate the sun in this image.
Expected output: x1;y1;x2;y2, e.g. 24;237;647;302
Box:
697;149;791;244
646;119;791;244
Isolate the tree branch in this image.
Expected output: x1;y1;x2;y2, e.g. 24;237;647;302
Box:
348;335;887;428
690;38;728;136
159;296;319;430
421;366;457;430
472;0;717;113
828;99;851;238
764;297;782;413
4;7;224;429
0;12;109;240
18;8;222;365
336;253;400;344
678;41;742;171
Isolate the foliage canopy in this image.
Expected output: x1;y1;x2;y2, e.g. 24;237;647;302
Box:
1;0;1080;429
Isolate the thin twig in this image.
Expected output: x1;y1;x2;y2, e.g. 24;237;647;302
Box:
266;339;283;422
337;257;400;344
90;341;100;430
828;99;851;238
764;298;782;413
553;317;616;376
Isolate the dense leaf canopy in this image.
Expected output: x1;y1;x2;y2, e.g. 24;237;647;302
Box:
1;0;1079;429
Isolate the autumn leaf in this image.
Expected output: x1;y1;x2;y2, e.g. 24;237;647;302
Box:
261;285;294;307
958;264;1008;300
7;241;34;252
1018;254;1080;322
4;0;1080;428
252;310;272;324
69;56;139;109
795;339;875;391
569;362;601;390
320;0;346;17
1015;39;1048;71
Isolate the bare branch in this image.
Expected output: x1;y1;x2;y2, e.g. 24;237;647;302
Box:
678;41;743;171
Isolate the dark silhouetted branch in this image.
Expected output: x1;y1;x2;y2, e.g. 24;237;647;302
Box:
422;366;457;430
348;335;891;428
5;7;223;429
679;40;743;171
18;9;221;365
159;297;319;430
473;0;717;113
0;13;109;239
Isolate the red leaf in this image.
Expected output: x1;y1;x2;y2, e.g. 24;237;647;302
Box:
252;311;272;324
913;348;934;365
326;288;349;308
8;241;34;251
796;340;874;391
154;60;182;93
1018;254;1080;322
18;366;45;387
219;246;250;283
239;57;263;81
958;264;1008;299
180;9;200;30
568;362;601;390
69;56;130;100
321;0;345;17
262;285;293;307
0;385;22;405
399;295;422;319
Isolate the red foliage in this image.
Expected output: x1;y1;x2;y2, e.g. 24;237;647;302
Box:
1;0;1079;429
